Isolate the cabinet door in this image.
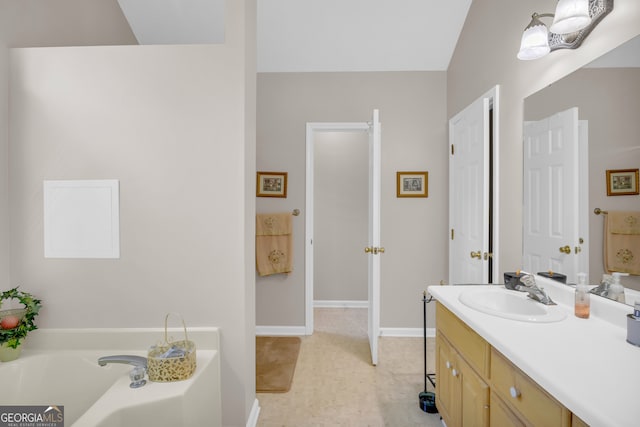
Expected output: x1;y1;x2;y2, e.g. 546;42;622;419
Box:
490;391;526;427
436;335;459;426
458;353;489;427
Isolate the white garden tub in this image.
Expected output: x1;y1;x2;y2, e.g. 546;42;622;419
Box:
0;328;221;427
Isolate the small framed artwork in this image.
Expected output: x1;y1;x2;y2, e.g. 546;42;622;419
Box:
397;171;428;198
606;169;639;196
257;171;288;198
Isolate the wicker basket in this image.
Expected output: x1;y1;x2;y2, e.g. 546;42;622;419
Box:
147;313;196;382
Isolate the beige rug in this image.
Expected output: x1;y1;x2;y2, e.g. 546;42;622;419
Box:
256;336;301;393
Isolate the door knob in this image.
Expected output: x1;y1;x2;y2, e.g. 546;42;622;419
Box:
559;245;571;254
377;247;385;254
470;251;481;259
483;252;493;260
364;247;372;253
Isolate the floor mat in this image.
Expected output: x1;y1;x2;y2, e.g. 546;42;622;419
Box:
256;336;301;393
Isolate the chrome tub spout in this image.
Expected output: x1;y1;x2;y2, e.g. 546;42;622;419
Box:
98;355;147;369
98;355;148;388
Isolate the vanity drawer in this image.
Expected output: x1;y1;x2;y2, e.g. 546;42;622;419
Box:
490;347;571;427
436;302;490;377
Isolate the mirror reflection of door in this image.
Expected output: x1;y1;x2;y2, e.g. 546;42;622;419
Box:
523;107;588;283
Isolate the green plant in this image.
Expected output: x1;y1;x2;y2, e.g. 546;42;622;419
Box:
0;287;42;349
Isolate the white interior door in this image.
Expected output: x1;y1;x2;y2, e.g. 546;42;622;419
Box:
449;97;490;284
523;107;580;281
367;109;381;366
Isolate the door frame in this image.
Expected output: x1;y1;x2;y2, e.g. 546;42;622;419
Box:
305;121;371;335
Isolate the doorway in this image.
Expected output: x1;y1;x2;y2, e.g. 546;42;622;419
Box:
305;110;382;365
313;131;368;305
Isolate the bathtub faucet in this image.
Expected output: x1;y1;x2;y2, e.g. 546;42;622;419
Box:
98;355;148;388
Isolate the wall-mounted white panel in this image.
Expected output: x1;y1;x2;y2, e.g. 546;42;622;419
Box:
44;180;120;259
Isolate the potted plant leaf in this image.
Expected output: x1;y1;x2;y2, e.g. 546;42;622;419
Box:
0;287;42;362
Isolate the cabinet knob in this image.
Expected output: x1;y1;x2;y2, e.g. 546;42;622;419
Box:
452;369;459;377
509;386;521;398
445;361;451;369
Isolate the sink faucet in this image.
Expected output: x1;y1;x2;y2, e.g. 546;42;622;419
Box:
515;273;556;305
98;355;148;388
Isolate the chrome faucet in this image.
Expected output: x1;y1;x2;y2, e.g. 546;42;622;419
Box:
515;273;556;305
98;355;148;388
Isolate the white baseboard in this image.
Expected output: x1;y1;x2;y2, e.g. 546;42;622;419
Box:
246;398;260;427
380;327;436;338
255;325;306;336
256;325;435;337
313;300;368;308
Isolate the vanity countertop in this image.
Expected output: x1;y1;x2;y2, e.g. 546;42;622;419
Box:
428;277;638;427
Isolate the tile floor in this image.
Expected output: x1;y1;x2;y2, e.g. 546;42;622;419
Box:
256;307;443;427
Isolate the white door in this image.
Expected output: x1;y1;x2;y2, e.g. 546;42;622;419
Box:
523;108;580;281
449;97;490;284
366;109;381;366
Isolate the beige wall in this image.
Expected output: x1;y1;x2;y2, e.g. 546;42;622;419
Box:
525;67;640;290
257;71;448;329
7;2;257;426
314;131;368;302
0;0;135;292
448;0;640;280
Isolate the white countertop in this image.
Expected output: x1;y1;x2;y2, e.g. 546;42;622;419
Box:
428;277;639;427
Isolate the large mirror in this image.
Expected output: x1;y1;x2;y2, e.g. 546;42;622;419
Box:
523;35;640;305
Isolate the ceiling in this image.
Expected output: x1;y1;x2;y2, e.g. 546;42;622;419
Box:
117;0;473;72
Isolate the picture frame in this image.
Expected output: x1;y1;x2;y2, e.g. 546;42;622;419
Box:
397;171;428;198
257;171;288;198
606;169;639;196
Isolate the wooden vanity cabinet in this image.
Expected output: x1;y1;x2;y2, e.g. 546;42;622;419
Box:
435;302;576;427
436;303;490;427
490;347;571;427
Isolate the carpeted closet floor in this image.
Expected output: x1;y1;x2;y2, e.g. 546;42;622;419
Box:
256;307;442;427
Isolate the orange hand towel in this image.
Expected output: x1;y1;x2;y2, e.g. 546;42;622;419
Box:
607;211;640;235
604;211;640;275
256;213;293;276
256;213;292;236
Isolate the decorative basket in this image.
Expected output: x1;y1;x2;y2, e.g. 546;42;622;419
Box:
147;313;196;382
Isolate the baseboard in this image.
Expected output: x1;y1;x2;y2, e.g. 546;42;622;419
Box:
256;325;435;337
255;325;306;336
313;300;368;308
246;398;260;427
379;327;436;338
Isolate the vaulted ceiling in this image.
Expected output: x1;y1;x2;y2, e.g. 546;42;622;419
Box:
117;0;473;72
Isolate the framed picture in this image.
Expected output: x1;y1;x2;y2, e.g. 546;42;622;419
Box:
606;169;639;196
257;171;288;198
397;171;428;198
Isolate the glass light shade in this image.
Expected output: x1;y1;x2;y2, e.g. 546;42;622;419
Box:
550;0;591;34
517;22;550;60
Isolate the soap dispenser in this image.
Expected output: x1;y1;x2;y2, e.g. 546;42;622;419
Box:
609;272;629;304
575;272;590;319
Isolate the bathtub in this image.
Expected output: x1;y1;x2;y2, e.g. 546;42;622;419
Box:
0;327;221;427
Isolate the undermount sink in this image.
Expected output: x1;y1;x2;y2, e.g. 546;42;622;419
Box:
458;288;567;323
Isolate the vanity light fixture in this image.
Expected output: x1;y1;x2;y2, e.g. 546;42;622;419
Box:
517;0;614;61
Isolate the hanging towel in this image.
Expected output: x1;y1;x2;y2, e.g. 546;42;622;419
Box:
256;213;293;276
604;211;640;275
